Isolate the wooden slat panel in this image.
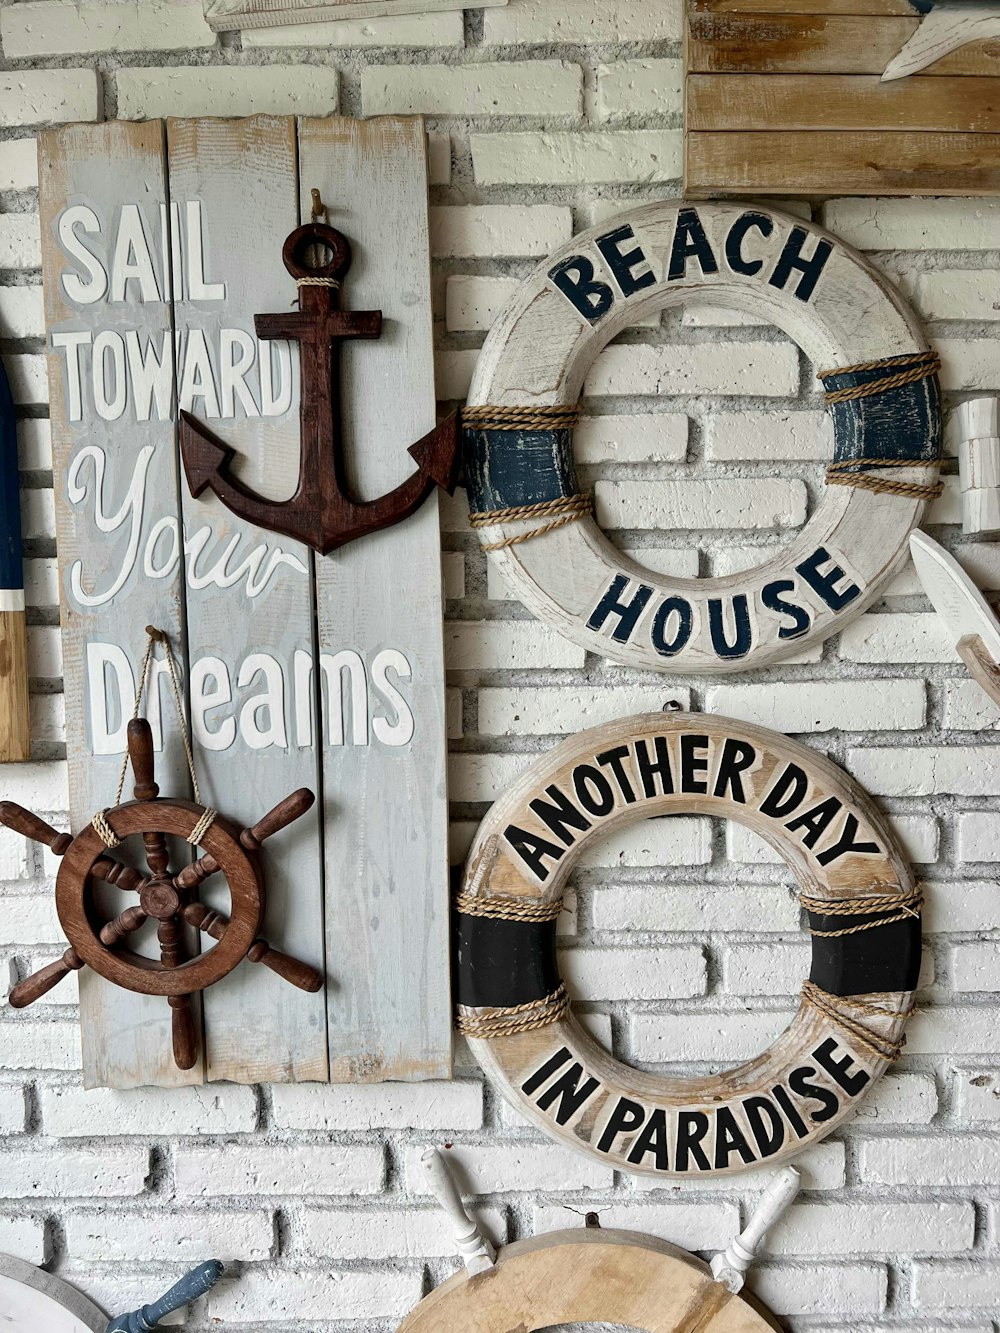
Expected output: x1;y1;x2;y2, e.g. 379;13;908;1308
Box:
165;115;329;1084
297;115;452;1083
686;130;1000;196
687;13;1000;75
691;0;922;14
688;73;1000;132
39;121;201;1089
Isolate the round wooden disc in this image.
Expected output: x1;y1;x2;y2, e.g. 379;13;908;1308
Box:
457;711;919;1178
0;1254;105;1333
465;199;941;673
56;799;264;996
397;1229;781;1332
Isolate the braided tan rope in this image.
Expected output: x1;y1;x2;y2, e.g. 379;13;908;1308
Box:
800;981;911;1063
463;404;580;432
469;492;594;551
800;886;924;937
454;892;563;923
826;463;943;503
297;275;340;289
91;626;216;849
456;985;572;1039
819;352;940;405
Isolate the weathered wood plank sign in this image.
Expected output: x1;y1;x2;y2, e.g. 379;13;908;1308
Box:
0;358;30;763
466;199;942;674
203;0;507;31
685;0;1000;196
37;115;452;1088
457;712;919;1178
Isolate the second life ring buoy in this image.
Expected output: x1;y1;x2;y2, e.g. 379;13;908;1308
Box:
463;200;942;673
456;711;920;1178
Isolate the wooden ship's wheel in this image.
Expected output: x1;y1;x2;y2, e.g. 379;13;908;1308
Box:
2;717;322;1070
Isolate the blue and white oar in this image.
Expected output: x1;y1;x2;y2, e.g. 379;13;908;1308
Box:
883;2;1000;82
105;1261;225;1332
0;357;29;762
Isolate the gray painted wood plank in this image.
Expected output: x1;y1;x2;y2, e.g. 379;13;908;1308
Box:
39;120;201;1088
297;115;452;1081
166;114;329;1083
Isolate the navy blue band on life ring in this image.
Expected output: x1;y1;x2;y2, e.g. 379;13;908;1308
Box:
463;425;578;514
827;354;943;470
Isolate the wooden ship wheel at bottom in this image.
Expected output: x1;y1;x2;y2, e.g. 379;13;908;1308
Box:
2;717;323;1070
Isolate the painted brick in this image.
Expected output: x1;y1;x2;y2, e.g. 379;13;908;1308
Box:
24;558;58;609
586;342;799;397
944;677;1000;731
174;1145;384;1197
241;10;463;47
0;894;63;944
851;1073;938;1125
912;1260;1000;1312
723;942;933;996
0;1084;25;1134
534;1200;737;1249
746;1262;887;1316
0;1147;146;1197
861;1136;1000;1186
924;882;1000;933
574;413;688;463
28;625;62;679
29;694;65;747
0;139;38;190
634;1142;845;1194
300;1204;506;1259
430;204;572;258
957;811;1000;862
0;760;67;810
707;680;925;732
41;1083;258;1137
444;620;585;670
766;1202;973;1256
484;0;683;45
838;613;954;663
442;551;464;600
955;1069;1000;1121
404;1142;613;1193
1;1;216;57
952;942;1000;991
0;70;99;126
449;751;537;804
0;1215;44;1263
435;348;478;400
846;746;1000;796
917;269;1000;321
561;945;706;1000
21;487;54;540
427;130;450;185
477;684;691;736
592;883;800;933
271;1079;482;1131
362;61;582;117
595;479;805;531
204;1268;419;1322
54;1271;193;1327
576;816;712;869
595;59;683;121
117;67;339;120
906;1005;1000;1055
704;409;832;461
0;285;43;338
631;1007;796;1063
471;131;682;185
17;419;51;471
9;354;48;404
821;197;1000;250
65;1209;274;1261
446;275;518;332
0;215;41;269
936;338;1000;391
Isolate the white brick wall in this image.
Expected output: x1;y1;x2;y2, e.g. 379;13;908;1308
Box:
1;3;999;1330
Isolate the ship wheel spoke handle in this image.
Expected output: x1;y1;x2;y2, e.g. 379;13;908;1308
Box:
1;721;323;1070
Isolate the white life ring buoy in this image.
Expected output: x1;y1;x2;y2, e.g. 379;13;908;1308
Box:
456;712;920;1178
464;200;942;673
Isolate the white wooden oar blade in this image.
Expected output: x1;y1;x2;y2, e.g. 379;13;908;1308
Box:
909;530;1000;663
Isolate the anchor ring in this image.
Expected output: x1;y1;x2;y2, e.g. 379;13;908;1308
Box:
282;221;351;284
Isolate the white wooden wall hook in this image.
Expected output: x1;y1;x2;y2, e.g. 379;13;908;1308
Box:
710;1167;801;1293
910;530;1000;709
422;1147;497;1274
956;397;1000;536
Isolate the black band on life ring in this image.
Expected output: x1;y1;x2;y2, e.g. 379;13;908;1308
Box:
455;912;560;1010
808;910;921;997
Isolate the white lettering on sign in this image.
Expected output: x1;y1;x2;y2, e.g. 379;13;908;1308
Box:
51;198;294;426
66;445;307;607
85;644;416;756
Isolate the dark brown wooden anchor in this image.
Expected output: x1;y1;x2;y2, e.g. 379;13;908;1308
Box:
179;221;460;555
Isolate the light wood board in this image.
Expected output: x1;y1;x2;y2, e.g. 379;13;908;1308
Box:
203;0;506;31
298;116;452;1082
0;1255;105;1333
39;120;202;1089
685;3;1000;196
165;114;328;1084
398;1229;781;1332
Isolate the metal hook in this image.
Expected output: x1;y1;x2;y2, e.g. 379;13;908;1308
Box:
310;187;328;225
